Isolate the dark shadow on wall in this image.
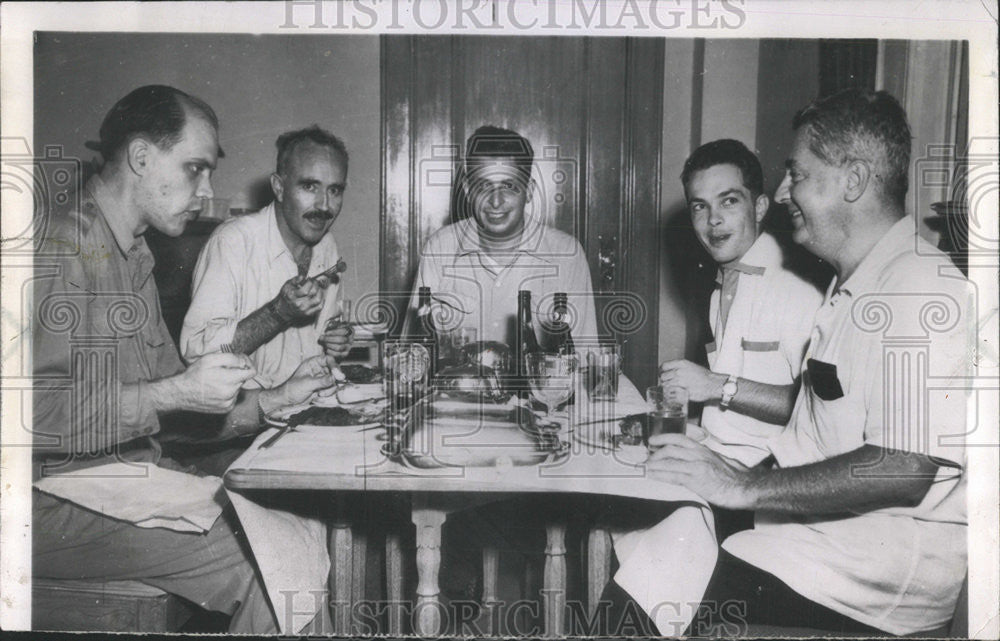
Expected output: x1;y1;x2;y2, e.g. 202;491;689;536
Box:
247;176;275;212
661;205;716;366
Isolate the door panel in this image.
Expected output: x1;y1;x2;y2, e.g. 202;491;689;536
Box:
381;35;664;386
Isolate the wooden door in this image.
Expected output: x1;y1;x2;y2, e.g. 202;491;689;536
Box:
381;35;664;386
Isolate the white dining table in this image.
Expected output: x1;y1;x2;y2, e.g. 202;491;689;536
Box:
224;382;706;636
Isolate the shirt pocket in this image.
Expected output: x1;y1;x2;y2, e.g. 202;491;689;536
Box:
432;281;474;330
740;337;790;384
143;332;183;377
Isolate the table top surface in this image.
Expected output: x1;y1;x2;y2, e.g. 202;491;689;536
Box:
224;388;703;506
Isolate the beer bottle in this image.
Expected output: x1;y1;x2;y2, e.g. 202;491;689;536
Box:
415;286;438;373
517;290;541;379
546;292;575;355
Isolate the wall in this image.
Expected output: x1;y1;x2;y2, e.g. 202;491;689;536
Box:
33;33;380;300
657;38;764;364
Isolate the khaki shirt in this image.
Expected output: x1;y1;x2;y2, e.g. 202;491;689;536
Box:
33;176;183;477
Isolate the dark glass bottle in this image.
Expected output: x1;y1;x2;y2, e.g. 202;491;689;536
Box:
514;291;541;396
415;286;438;374
545;292;576;355
517;290;541;371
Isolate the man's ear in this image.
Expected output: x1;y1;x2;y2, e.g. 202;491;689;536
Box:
270;173;285;203
126;138;150;176
844;160;871;203
754;193;770;224
525;177;535;203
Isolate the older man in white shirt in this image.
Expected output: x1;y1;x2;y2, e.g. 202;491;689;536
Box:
609;90;969;637
182;126;353;385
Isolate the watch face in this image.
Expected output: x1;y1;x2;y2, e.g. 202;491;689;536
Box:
723;380;738;396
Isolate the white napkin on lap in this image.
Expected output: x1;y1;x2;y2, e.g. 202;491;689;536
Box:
226;489;330;635
34;463;225;533
612;504;719;636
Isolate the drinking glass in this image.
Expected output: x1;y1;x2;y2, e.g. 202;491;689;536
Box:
382;341;431;414
524;353;578;420
585;342;621;401
439;326;478;367
645;385;688;448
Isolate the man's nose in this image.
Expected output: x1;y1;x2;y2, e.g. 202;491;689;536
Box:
488;187;503;208
775;173;791;204
314;190;332;212
707;206;723;225
196;173;214;200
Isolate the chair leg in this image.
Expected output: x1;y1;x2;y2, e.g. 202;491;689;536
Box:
543;522;568;637
352;528;367;603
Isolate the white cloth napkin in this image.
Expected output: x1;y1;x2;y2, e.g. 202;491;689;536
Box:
225;489;329;635
612;504;719;636
34;463;225;533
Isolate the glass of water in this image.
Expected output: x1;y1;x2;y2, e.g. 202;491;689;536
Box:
645;385;688;448
585;342;621;401
525;352;578;421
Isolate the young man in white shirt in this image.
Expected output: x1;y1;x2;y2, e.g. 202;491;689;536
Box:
661;138;824;466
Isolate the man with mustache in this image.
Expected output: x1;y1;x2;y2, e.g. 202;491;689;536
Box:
180;126;354;466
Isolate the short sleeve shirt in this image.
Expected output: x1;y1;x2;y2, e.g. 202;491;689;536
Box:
723;217;970;634
701;232;824;465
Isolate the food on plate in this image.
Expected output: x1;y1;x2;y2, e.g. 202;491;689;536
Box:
340;364;382;384
336;383;385;405
284;405;370;426
435;364;511;403
459;341;512;374
397;404;559;468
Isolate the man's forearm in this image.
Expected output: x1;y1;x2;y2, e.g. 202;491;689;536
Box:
228;300;291;355
742;445;942;514
727;379;798;425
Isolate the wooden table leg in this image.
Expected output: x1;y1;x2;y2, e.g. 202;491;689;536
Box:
412;505;447;636
329;504;353;635
543;522;567;637
482;544;500;635
385;529;405;635
352;528;367;603
587;527;612;617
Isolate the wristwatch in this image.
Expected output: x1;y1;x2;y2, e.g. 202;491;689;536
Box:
720;374;739;410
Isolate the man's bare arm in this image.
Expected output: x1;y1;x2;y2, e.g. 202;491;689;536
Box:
227;302;290;355
227;277;325;355
647;438;946;513
659;359;797;425
727;378;798;425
